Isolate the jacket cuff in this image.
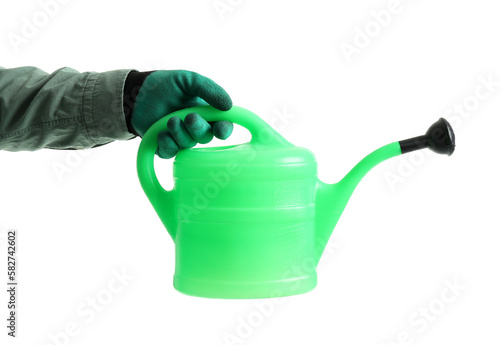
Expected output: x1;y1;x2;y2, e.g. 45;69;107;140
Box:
82;69;135;146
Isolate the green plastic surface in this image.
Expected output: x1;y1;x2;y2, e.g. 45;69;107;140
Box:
137;105;402;299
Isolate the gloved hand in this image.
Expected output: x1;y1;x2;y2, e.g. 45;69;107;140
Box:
130;70;233;159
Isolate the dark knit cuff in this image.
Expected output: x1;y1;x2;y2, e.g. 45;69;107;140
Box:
123;70;155;136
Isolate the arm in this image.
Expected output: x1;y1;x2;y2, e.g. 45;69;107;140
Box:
0;66;135;151
0;67;233;158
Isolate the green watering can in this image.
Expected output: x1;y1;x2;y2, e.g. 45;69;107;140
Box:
137;106;455;299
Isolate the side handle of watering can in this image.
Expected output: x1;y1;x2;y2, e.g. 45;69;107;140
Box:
136;105;293;240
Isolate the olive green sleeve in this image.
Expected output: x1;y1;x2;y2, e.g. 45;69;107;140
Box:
0;66;135;151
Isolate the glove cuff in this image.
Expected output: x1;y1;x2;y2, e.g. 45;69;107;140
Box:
123;70;155;136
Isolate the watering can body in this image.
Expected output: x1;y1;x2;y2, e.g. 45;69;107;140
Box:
137;106;454;299
172;144;319;298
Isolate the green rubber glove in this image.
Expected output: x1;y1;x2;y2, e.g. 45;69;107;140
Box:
131;70;233;159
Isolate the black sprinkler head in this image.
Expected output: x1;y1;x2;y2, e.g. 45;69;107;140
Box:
425;118;455;156
399;118;456;156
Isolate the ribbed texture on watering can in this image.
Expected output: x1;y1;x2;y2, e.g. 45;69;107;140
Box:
171;143;318;221
173;143;317;179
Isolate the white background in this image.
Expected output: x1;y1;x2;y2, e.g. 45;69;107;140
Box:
1;0;499;344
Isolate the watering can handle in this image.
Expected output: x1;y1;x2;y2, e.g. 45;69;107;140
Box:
136;105;292;238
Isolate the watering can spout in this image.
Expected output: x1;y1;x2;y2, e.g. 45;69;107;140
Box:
314;118;456;263
314;143;401;262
